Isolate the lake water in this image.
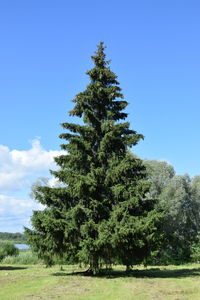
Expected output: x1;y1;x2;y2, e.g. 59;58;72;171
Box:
15;244;30;250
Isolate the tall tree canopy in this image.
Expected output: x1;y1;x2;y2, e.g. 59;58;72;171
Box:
145;160;175;198
144;160;200;264
25;43;162;274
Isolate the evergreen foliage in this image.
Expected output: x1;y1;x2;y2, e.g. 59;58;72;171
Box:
25;43;162;273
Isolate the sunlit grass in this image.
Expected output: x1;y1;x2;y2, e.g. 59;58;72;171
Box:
1;264;200;299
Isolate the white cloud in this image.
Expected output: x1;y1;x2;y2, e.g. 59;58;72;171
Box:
0;194;43;215
0;139;65;232
47;177;62;188
11;139;60;171
0;194;44;232
0;139;64;192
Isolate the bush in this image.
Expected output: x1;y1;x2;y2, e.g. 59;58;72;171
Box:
0;241;19;261
191;244;200;262
1;250;41;265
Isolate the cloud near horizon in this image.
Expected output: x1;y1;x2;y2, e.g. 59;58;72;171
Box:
0;139;64;232
0;139;63;192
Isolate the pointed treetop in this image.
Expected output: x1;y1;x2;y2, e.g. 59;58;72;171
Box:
91;42;110;68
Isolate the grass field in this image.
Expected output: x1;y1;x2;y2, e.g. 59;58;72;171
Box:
1;264;200;299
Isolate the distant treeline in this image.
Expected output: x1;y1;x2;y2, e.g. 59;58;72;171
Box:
0;232;26;243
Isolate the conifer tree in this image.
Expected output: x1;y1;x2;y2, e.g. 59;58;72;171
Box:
25;43;162;274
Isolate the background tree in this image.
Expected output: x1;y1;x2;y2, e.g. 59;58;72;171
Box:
189;176;200;261
143;160;200;264
191;175;200;217
25;43;162;273
156;174;199;263
145;160;175;199
0;232;26;243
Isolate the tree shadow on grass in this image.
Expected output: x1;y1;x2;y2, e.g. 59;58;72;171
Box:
52;266;200;279
0;266;27;271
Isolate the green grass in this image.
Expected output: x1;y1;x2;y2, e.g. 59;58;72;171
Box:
1;250;41;265
1;264;200;299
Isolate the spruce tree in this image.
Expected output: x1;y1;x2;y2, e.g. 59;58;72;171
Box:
25;43;161;273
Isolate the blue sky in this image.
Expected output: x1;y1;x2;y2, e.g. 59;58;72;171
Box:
0;0;200;232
